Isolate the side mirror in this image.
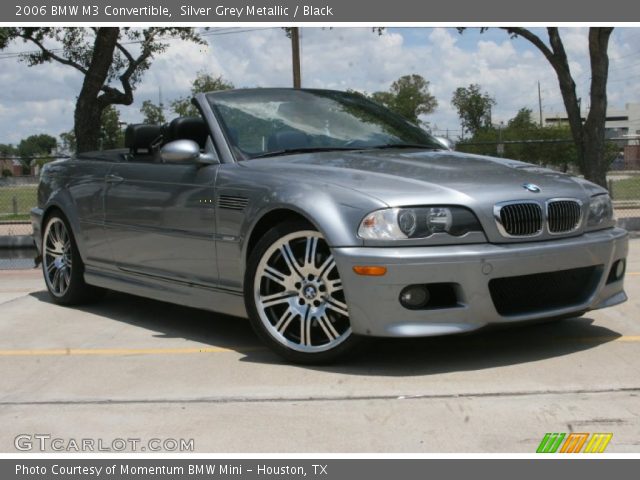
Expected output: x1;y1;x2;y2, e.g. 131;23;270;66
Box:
160;140;220;165
160;140;200;163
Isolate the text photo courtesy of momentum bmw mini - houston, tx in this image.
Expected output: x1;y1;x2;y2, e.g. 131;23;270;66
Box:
0;0;639;471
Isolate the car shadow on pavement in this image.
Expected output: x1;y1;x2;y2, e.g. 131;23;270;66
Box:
29;290;260;350
313;317;622;376
30;289;623;376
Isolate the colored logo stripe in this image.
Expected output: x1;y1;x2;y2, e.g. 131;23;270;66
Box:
536;433;565;453
537;433;613;453
560;433;589;453
584;433;613;453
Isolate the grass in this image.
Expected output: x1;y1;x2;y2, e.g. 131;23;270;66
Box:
610;176;640;201
0;185;38;221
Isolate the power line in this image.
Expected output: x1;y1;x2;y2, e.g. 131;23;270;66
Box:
610;49;640;61
608;58;640;72
608;73;640;83
0;27;280;61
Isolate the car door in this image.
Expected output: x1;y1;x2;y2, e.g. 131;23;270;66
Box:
103;159;219;287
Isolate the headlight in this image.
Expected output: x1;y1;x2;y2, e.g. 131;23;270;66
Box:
587;194;614;229
358;207;482;240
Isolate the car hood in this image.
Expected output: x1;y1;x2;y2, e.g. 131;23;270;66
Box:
244;149;604;208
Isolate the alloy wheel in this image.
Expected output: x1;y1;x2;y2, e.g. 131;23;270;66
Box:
43;217;73;297
253;230;352;353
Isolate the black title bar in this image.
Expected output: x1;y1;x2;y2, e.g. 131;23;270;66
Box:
3;0;640;22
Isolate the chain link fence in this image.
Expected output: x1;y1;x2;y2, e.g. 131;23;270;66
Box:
0;167;42;269
608;172;640;220
0;175;38;236
456;139;640;220
0;174;39;269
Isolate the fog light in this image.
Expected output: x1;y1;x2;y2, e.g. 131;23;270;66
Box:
607;259;626;284
615;259;626;279
399;285;430;309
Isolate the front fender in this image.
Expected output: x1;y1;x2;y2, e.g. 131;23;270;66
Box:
214;165;387;290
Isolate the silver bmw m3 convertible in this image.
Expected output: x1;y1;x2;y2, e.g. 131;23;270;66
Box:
31;88;628;363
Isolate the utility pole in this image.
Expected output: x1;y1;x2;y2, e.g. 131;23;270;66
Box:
291;27;301;88
538;81;543;126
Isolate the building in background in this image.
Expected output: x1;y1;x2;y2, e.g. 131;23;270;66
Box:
0;158;24;177
543;103;640;169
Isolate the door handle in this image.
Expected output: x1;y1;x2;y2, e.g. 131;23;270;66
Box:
105;174;124;183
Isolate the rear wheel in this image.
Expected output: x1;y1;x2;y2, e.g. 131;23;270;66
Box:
42;212;104;305
245;222;361;363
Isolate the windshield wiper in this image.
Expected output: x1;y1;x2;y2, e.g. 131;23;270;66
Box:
252;147;360;159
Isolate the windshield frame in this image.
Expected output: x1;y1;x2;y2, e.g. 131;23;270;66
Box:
206;88;444;162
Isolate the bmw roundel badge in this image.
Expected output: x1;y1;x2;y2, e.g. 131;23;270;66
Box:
522;183;541;193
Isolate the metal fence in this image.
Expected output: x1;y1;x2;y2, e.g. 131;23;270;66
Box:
0;175;38;237
455;139;640;220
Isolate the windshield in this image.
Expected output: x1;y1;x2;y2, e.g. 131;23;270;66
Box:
206;89;443;160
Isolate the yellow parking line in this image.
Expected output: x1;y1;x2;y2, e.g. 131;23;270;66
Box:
626;272;640;275
0;346;264;356
0;336;638;357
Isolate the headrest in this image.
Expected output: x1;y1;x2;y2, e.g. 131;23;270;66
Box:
167;117;208;148
267;131;311;151
124;124;162;152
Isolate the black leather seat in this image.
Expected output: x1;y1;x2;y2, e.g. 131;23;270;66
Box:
124;124;162;161
166;117;208;149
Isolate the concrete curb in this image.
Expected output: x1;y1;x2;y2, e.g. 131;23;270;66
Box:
0;235;34;249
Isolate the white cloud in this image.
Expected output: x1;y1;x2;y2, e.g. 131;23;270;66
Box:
0;27;638;145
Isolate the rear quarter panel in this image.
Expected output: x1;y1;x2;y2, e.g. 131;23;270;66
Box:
39;158;114;268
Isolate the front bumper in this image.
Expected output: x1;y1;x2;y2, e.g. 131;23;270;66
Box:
333;228;628;337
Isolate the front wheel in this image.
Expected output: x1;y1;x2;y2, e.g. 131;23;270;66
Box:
244;222;362;364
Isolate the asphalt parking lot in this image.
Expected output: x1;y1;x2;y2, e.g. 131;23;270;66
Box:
0;240;639;453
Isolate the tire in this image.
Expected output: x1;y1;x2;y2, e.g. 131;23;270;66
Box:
41;212;105;305
244;221;363;364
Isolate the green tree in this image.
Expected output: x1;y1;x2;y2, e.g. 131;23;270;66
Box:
508;107;536;130
99;105;124;149
370;74;438;125
59;105;124;153
17;134;57;173
59;131;76;154
0;27;203;153
0;144;17;157
451;84;496;137
459;27;615;187
140;100;166;125
171;72;234;117
457;107;583;172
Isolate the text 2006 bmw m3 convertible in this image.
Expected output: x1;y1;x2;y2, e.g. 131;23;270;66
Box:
31;88;628;363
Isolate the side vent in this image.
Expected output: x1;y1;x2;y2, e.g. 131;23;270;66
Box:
218;195;249;211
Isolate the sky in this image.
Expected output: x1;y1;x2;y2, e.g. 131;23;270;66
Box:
0;26;639;145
